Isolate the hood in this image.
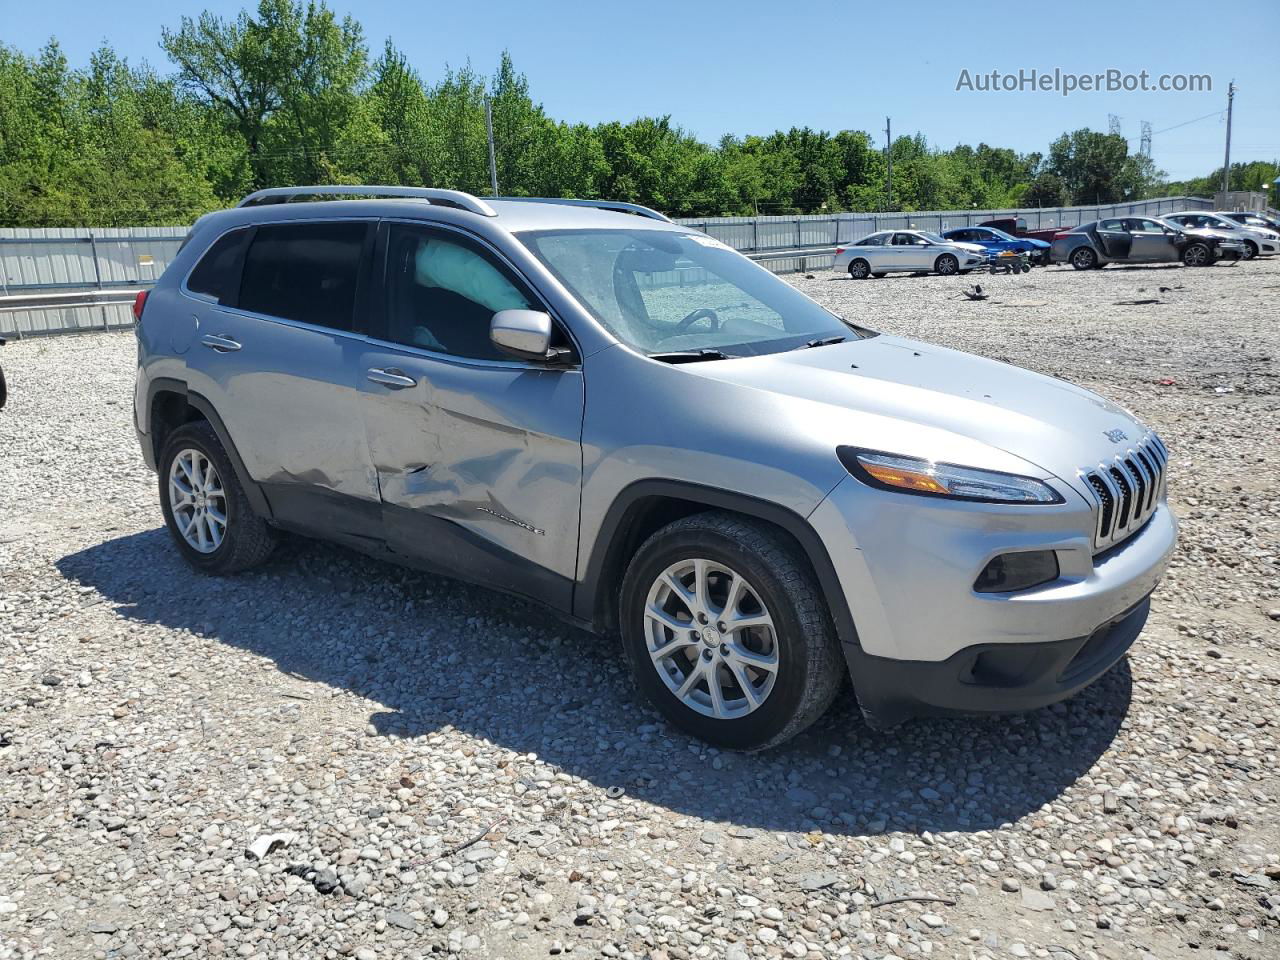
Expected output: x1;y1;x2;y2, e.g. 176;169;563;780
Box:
685;335;1147;494
1183;228;1238;243
1024;238;1051;249
951;241;987;253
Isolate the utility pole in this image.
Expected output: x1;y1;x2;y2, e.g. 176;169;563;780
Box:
485;99;499;197
884;117;893;211
1221;81;1235;194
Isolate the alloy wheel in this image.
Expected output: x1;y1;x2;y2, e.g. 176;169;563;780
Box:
643;558;779;719
168;448;227;554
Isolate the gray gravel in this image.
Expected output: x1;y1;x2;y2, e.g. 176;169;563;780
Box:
1;257;1278;960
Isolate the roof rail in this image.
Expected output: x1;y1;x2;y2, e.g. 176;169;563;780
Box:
237;185;497;217
491;196;673;223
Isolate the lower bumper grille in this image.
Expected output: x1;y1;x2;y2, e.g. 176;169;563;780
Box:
1079;432;1168;551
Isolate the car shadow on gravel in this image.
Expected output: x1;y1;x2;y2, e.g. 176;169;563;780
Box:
59;527;1132;840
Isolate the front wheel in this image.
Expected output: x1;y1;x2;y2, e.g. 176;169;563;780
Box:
1182;242;1211;267
619;512;844;751
934;254;959;276
1242;241;1258;260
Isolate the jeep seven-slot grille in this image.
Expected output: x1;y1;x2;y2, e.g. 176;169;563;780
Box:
1080;432;1168;551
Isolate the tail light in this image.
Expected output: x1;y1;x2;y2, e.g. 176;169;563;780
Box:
1053;232;1071;240
835;247;845;255
132;290;148;322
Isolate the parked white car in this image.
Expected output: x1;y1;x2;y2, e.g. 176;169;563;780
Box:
1162;211;1279;259
834;230;989;279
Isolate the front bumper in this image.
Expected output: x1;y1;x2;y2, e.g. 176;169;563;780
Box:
843;595;1149;726
808;474;1176;722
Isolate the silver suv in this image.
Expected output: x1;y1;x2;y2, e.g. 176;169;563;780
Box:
133;186;1177;750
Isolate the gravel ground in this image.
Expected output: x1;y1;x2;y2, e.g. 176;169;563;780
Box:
1;257;1278;960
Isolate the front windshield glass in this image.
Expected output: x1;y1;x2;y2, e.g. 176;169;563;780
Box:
919;232;947;244
519;228;860;356
986;228;1016;241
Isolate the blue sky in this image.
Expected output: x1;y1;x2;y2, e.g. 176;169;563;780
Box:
7;0;1278;181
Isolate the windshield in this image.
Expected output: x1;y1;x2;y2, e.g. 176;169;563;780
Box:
986;228;1017;241
919;232;947;244
519;229;861;356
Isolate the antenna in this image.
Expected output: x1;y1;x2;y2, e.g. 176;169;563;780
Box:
1108;114;1122;136
1140;121;1152;158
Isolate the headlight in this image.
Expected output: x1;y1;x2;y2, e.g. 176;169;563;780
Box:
837;448;1064;504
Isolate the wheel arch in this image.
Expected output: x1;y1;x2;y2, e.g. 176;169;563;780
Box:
146;377;273;519
575;479;860;652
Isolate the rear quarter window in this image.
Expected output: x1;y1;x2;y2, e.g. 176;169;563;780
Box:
186;228;250;305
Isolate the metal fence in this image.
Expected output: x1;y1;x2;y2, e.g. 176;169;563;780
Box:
0;196;1216;337
0;227;186;337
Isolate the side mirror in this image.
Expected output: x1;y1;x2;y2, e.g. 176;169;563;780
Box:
490;309;568;363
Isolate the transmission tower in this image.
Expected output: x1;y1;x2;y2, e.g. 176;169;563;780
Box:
1108;114;1122;136
1140;121;1152;158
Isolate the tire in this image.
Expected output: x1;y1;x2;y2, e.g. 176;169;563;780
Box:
1242;241;1258;260
847;258;871;279
618;511;844;751
934;253;959;276
1181;242;1211;267
158;420;276;574
1070;246;1098;270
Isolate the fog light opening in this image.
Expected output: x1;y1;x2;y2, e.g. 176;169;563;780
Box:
974;550;1059;593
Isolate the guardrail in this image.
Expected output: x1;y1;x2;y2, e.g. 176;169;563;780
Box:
0;289;145;313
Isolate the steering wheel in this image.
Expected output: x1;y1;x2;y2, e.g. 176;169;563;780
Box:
676;307;722;332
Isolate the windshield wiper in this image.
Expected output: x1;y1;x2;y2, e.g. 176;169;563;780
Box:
648;348;735;363
796;335;848;350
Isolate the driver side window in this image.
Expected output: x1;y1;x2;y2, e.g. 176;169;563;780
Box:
383;225;534;360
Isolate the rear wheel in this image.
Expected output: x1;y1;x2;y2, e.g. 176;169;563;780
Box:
1182;242;1211;267
619;512;844;751
1070;246;1098;270
159;421;276;574
934;254;959;276
848;258;871;279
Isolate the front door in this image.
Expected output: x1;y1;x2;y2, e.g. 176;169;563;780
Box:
357;221;585;611
1126;219;1178;261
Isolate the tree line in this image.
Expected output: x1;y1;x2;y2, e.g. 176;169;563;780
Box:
1;0;1272;228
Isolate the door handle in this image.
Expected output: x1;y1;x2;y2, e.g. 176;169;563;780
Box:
367;367;417;389
200;333;242;353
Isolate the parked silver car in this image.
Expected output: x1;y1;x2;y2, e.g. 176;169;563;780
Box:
834;230;988;278
1050;216;1240;269
1162;211;1280;259
134;186;1176;749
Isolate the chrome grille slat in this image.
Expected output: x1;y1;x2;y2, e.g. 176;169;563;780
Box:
1078;431;1168;552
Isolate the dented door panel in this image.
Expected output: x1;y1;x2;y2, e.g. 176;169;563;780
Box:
358;342;585;608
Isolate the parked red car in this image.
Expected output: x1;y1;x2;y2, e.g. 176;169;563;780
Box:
979;217;1062;245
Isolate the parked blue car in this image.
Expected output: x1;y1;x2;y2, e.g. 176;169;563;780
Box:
941;226;1051;266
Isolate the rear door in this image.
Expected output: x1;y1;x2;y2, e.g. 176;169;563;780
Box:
356;221;584;610
1094;218;1132;260
181;219;382;544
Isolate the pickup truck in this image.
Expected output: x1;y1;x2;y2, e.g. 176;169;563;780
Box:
979;217;1062;245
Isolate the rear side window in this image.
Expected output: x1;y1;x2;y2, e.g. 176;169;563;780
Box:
239;222;368;330
854;233;884;246
186;228;249;304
